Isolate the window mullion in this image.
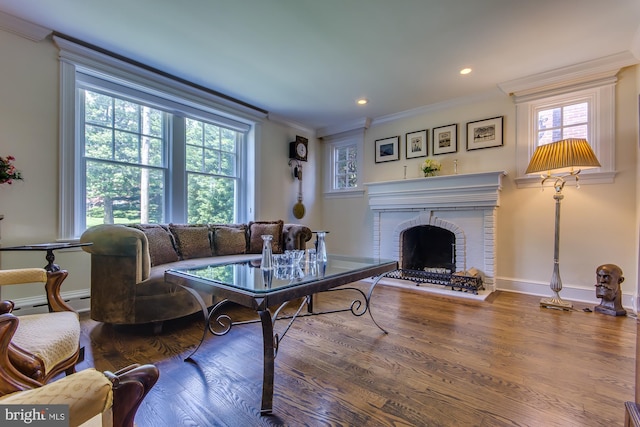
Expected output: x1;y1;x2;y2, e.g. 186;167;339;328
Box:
170;115;186;223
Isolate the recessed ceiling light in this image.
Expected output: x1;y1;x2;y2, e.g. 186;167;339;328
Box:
356;98;368;105
460;68;472;75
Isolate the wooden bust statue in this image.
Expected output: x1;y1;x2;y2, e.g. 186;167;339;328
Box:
594;264;626;316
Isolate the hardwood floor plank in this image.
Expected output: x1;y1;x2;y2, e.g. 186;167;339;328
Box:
78;285;635;426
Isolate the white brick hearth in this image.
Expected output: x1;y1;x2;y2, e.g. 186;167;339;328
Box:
365;171;506;298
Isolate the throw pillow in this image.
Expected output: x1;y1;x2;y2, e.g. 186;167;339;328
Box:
129;224;179;266
247;220;284;254
213;226;247;256
169;224;212;260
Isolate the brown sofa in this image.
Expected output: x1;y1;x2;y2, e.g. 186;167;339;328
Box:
80;221;312;330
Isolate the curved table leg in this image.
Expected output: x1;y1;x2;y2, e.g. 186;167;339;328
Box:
259;309;275;414
365;272;393;334
179;287;210;361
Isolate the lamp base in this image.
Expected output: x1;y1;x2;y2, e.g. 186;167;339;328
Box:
540;296;573;311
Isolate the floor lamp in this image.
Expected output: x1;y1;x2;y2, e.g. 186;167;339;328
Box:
525;138;601;310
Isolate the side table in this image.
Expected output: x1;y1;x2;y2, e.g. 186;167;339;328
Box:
0;242;92;272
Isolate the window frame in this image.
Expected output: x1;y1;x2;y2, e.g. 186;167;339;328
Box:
513;77;617;188
322;130;364;198
55;36;264;239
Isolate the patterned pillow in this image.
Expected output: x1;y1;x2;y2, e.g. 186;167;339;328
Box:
169;224;212;260
130;224;179;266
247;220;284;254
213;226;247;255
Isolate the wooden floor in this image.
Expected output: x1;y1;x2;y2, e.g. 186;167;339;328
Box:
77;284;637;427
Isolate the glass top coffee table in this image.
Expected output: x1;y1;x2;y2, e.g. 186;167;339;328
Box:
165;254;397;414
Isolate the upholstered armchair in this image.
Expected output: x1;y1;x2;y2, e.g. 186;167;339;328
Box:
0;364;159;427
0;268;81;389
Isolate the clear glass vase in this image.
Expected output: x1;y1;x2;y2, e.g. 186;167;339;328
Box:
261;235;273;270
316;231;327;263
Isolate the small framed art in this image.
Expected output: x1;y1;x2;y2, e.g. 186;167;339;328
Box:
432;124;457;155
466;116;503;151
405;130;428;159
375;136;400;163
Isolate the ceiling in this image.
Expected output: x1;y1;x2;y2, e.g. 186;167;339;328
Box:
0;1;639;132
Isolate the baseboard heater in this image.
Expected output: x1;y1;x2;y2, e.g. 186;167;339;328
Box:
386;269;484;294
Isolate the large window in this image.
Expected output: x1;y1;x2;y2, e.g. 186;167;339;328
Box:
56;36;262;239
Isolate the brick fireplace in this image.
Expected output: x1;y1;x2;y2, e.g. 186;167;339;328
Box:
365;171;506;295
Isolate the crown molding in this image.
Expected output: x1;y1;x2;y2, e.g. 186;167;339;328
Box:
498;51;639;98
0;11;51;41
316;117;371;139
370;89;504;128
267;113;315;136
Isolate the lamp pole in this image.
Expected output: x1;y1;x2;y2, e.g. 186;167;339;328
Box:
540;179;573;310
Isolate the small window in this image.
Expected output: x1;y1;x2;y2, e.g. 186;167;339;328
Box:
333;144;358;190
536;101;589;145
322;131;364;197
513;84;616;187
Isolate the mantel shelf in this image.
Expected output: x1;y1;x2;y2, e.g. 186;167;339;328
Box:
365;170;507;211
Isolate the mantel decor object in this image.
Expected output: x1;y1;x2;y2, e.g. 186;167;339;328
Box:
422;159;441;177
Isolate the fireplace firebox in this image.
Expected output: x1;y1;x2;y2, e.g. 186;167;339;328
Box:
401;225;455;272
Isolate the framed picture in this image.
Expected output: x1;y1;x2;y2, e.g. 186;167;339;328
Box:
432;124;458;155
405;130;428;159
466;116;503;151
375;136;400;163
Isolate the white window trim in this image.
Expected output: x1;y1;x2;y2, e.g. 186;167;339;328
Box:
514;83;616;188
322;129;365;198
54;36;264;239
499;53;636;189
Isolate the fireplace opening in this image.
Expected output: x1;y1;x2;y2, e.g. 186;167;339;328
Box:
401;225;455;272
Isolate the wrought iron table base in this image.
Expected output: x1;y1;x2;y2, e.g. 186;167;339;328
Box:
178;271;391;414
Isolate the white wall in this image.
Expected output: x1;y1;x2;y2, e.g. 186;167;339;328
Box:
321;69;638;308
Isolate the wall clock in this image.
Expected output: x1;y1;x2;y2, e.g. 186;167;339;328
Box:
289;135;308;162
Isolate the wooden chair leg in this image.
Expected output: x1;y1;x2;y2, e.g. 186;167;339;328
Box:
105;364;159;427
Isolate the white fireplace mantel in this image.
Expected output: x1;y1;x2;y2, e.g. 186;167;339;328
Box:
364;171;507;296
364;171;507;211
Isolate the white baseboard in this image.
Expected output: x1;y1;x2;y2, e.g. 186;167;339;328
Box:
495;276;636;313
9;289;91;316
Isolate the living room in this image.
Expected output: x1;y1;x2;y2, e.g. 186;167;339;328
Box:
0;2;638;426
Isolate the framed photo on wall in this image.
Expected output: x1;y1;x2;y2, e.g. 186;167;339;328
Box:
466;116;503;151
375;136;400;163
432;124;458;155
405;130;428;159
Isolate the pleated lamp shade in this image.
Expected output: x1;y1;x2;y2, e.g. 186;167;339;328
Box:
525;138;601;175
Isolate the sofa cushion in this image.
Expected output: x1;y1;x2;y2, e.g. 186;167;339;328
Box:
130;224;179;266
169;224;212;260
248;220;284;254
213;226;247;256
